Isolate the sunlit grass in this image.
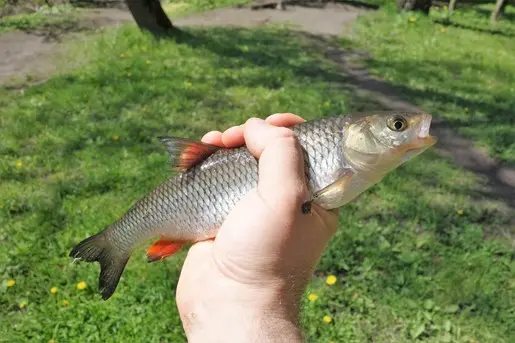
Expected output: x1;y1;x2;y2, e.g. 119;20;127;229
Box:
0;4;80;34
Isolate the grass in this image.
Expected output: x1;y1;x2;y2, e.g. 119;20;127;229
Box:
348;3;515;166
0;4;81;34
1;5;514;343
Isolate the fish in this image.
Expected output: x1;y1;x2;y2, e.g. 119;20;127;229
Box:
69;111;437;300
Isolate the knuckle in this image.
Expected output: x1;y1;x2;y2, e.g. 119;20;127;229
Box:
245;117;262;125
274;126;296;139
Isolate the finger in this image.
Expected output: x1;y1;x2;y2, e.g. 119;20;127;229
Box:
182;240;214;269
243;118;308;213
243;118;297;158
265;113;306;127
201;131;224;146
221;125;245;148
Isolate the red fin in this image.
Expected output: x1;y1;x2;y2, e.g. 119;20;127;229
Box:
146;238;185;263
158;136;220;171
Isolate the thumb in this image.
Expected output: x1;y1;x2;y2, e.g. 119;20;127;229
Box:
243;118;309;216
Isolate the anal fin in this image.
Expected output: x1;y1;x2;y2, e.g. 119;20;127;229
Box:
146;238;186;263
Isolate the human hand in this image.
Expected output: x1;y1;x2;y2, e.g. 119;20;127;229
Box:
176;113;339;342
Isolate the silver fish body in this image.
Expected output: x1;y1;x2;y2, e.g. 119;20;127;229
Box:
108;116;348;250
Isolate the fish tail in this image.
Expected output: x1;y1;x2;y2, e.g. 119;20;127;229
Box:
69;231;130;300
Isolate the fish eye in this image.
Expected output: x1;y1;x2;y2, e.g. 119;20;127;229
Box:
387;116;408;132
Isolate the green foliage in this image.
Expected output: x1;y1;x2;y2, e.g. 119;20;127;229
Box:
163;0;250;11
350;4;515;165
1;12;514;343
0;4;78;33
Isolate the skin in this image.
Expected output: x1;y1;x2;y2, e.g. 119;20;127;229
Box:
176;113;339;342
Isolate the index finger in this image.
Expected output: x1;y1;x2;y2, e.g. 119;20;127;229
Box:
265;113;306;127
221;113;306;149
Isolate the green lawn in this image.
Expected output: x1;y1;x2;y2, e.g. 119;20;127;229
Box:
0;4;81;34
1;6;514;343
348;3;515;165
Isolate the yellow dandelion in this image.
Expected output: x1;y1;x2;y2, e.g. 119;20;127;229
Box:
308;293;318;302
19;300;28;309
49;339;56;343
6;279;16;287
15;160;24;168
50;287;58;294
457;209;464;216
62;299;70;306
112;135;120;141
408;17;416;23
323;315;332;323
120;53;125;58
326;275;337;285
440;27;447;33
76;281;87;290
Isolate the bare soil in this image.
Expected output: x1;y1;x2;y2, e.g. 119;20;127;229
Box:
174;2;367;35
0;8;131;87
1;3;514;213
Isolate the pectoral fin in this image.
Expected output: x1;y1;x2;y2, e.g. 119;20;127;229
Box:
302;171;354;214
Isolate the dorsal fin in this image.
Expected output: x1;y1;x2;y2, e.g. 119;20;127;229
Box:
158;136;220;171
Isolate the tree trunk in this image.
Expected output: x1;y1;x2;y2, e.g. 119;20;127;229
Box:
124;0;177;36
448;0;457;13
492;0;507;21
396;0;432;14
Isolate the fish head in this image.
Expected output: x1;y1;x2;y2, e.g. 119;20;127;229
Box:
343;112;437;174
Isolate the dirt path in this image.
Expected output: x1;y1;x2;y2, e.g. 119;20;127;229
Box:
1;3;514;213
174;3;366;35
0;8;131;87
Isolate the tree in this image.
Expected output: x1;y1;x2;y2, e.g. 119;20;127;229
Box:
124;0;178;36
396;0;432;14
448;0;457;13
491;0;507;22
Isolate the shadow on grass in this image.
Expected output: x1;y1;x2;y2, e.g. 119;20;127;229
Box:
473;5;515;22
433;17;515;37
430;4;515;37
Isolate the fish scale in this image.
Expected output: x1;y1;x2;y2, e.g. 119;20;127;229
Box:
70;112;436;300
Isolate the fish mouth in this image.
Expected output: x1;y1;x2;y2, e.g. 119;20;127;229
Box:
394;114;437;156
414;114;437;148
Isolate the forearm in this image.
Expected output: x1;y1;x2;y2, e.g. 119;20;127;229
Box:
183;306;304;343
180;285;305;343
